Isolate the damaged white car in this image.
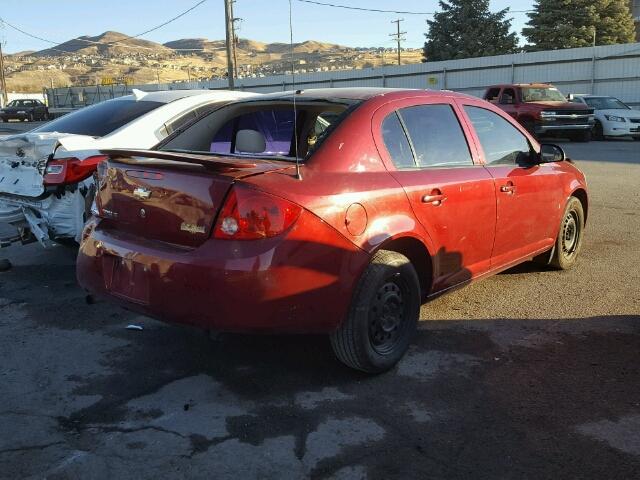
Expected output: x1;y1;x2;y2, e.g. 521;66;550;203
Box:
0;88;257;247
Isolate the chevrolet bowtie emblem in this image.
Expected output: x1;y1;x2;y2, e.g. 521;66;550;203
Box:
133;187;151;199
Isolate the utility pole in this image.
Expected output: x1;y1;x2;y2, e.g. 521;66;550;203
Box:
224;0;236;89
0;42;8;106
231;0;241;79
389;19;406;66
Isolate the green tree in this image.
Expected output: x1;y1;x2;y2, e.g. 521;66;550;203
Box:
523;0;636;51
423;0;519;61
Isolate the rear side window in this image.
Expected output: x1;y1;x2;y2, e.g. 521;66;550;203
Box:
485;88;501;103
211;109;295;156
398;104;473;168
31;99;163;137
382;112;415;169
464;106;531;166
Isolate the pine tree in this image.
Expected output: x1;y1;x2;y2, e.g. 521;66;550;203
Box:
523;0;636;51
423;0;519;61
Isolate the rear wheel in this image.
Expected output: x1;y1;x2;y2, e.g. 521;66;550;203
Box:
549;197;585;270
330;249;420;373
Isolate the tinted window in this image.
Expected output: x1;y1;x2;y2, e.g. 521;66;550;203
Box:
485;88;501;102
31;99;163;137
398;104;473;168
464;106;531;166
211;109;295;156
381;112;415;169
500;88;516;105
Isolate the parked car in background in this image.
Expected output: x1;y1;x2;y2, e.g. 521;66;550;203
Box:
77;88;588;373
484;83;594;142
568;94;640;141
0;99;49;122
0;89;257;248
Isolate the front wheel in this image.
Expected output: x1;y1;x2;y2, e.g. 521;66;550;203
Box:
569;130;591;142
592;121;604;141
330;250;420;373
549;197;585;270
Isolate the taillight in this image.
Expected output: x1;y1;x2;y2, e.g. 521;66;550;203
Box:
213;185;302;240
44;155;108;186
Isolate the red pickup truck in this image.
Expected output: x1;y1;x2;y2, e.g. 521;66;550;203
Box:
483;83;595;142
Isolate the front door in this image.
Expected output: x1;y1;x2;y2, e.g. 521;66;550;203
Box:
460;103;563;267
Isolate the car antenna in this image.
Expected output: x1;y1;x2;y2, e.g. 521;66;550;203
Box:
288;0;302;180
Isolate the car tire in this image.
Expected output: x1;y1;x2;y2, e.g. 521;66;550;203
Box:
330;249;420;373
592;121;604;141
549;197;585;270
570;130;591;142
28;113;34;122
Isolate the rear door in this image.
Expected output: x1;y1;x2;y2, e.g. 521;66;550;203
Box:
374;98;496;292
458;100;563;267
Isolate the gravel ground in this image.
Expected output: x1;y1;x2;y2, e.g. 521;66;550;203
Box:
0;141;638;479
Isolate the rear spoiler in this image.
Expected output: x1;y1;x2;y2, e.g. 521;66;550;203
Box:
100;149;257;170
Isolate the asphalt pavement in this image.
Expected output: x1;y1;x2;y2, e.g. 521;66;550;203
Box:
0;141;638;479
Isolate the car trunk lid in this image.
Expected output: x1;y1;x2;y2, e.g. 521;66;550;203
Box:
95;149;293;248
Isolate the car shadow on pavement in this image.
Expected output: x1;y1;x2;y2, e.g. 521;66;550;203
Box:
49;310;640;479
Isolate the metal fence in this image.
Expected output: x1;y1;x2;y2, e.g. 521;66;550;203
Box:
46;42;640;108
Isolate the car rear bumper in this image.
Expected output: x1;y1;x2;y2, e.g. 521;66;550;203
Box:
0;113;29;120
77;212;369;334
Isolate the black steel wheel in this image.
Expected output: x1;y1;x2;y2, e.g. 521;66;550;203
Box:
331;249;420;373
550;197;585;270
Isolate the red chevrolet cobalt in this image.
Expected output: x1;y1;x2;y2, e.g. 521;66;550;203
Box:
77;88;588;372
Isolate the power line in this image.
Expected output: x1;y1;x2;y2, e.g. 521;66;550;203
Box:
295;0;533;15
0;0;209;53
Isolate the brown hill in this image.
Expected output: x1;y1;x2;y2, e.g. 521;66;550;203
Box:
35;31;173;57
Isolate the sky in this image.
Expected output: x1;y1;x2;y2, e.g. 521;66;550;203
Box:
0;0;536;54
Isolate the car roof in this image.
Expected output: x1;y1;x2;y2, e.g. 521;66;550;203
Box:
112;89;256;105
232;87;474;103
488;83;556;89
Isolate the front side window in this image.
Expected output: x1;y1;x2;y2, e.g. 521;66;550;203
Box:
464;106;531;166
381;112;415;169
500;88;516;105
398;104;473;168
31;99;163;137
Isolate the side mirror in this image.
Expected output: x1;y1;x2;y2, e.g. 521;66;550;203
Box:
539;144;565;163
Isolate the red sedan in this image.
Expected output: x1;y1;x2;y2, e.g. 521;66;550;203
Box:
77;88;588;373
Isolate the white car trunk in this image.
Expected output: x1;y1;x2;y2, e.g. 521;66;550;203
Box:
0;133;97;198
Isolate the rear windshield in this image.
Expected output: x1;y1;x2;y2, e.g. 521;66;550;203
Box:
521;87;566;103
160;100;358;161
32;99;163;137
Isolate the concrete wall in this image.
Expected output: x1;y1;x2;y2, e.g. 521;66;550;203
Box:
46;42;640;108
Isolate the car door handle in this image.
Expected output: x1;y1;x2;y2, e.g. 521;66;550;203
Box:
500;183;516;194
422;189;446;206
